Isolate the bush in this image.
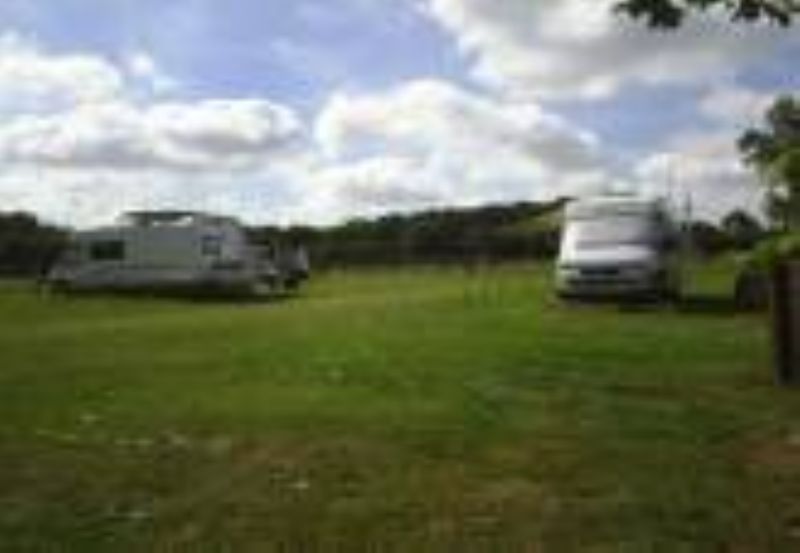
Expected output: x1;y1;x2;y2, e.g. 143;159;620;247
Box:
749;232;800;269
734;232;799;310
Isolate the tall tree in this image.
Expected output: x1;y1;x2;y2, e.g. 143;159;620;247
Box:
738;96;800;230
615;0;798;28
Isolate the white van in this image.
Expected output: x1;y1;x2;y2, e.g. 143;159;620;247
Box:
46;211;304;294
555;197;681;300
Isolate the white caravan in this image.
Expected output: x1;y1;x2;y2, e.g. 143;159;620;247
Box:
556;196;681;300
46;211;308;294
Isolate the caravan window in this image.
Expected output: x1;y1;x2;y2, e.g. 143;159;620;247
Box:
201;235;223;257
89;240;125;261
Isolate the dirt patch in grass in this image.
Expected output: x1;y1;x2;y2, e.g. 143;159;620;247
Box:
746;431;800;476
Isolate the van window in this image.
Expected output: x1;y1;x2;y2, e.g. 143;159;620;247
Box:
567;217;653;249
89;240;125;261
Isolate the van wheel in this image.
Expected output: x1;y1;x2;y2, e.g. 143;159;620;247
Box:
654;272;679;303
556;291;576;303
663;287;680;303
46;279;63;292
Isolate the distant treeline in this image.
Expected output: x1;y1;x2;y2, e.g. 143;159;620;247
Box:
0;203;771;277
250;200;567;268
0;212;66;277
252;202;772;268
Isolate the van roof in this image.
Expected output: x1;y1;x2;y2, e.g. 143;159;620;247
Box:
565;196;664;220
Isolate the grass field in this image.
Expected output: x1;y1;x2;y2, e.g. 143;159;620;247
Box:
1;262;799;551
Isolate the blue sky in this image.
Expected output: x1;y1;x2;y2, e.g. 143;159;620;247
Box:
0;0;466;108
0;0;797;225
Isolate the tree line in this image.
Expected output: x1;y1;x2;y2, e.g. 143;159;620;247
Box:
250;200;567;268
0;202;774;277
250;202;771;269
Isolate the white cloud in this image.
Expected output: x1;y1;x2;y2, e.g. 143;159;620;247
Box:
0;95;306;226
425;0;797;100
296;156;442;221
699;86;775;127
636;84;782;221
0;99;303;172
0;34;308;226
127;51;157;78
0;33;123;114
125;51;177;94
0;165;304;228
0;27;775;228
0;34;179;112
298;79;617;222
316;79;603;168
635;129;763;220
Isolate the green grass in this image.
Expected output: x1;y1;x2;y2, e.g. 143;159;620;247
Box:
1;262;799;551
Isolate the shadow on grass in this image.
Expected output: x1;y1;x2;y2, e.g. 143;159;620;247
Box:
675;293;747;316
41;286;300;306
566;293;749;316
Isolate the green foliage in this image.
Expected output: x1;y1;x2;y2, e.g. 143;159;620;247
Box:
739;95;800;231
615;0;798;28
721;210;766;249
748;230;800;268
686;220;733;255
0;212;66;277
251;200;567;267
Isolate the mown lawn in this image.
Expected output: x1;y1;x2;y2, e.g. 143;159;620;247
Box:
0;263;798;551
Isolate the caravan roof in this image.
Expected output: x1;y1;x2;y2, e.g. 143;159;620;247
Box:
115;211;239;228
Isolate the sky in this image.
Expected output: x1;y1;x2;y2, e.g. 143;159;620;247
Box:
0;0;797;227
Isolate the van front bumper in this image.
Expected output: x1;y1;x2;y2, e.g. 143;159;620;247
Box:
556;266;665;299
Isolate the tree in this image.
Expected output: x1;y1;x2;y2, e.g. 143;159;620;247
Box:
721;209;765;249
686;220;731;255
615;0;798;28
738;95;800;230
0;212;66;277
248;201;566;268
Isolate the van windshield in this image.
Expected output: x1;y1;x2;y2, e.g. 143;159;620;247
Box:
568;217;653;249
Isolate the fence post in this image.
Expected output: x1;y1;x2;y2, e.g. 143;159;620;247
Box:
771;260;800;385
